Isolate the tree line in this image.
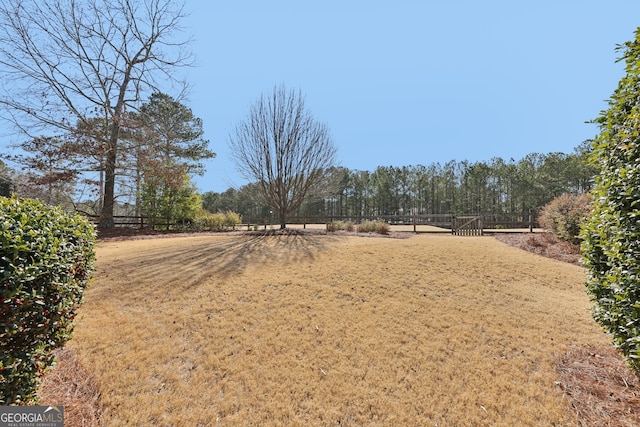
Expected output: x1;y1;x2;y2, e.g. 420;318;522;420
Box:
203;143;596;223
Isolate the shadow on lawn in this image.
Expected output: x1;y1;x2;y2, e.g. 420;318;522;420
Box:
96;230;337;297
208;230;334;281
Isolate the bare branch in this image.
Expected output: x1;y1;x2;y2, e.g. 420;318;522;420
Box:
0;0;193;227
229;84;337;229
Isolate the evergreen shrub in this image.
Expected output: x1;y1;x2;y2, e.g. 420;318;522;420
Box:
581;28;640;372
0;197;96;404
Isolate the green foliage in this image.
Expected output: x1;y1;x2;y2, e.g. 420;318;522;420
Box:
192;210;242;231
0;197;96;404
223;211;242;229
210;145;596;224
581;28;640;372
538;193;592;244
141;173;201;230
136;92;214;177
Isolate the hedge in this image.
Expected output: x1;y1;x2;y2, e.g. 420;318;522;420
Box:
581;28;640;372
0;197;96;404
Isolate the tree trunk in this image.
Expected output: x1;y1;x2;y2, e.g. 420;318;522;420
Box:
100;123;119;228
100;151;116;228
279;209;286;229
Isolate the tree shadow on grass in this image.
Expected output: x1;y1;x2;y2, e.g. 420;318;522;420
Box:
94;230;337;299
204;230;333;281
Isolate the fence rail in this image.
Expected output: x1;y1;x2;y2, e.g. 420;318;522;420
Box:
85;212;538;234
245;212;538;234
85;215;172;230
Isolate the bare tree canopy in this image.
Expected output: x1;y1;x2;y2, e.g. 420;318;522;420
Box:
0;0;192;227
229;85;337;229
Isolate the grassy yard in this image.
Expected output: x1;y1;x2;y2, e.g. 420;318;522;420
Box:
55;233;611;426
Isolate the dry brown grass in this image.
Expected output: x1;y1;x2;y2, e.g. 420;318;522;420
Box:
34;232;622;426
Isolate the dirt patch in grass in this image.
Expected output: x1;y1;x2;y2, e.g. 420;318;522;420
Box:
37;230;638;426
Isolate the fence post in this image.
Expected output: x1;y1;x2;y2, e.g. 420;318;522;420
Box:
529;209;533;233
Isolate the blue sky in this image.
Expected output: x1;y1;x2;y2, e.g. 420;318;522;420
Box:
2;2;636;195
184;1;640;193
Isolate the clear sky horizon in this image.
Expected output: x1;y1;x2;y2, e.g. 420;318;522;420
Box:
182;1;640;193
1;2;639;195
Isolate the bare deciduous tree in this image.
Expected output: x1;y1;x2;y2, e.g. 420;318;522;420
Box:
229;85;337;229
0;0;191;227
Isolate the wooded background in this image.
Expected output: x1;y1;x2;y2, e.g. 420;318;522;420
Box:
203;148;594;225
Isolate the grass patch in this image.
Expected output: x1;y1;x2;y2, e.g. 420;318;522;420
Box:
56;234;611;425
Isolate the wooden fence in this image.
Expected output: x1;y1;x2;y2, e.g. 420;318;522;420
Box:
85;215;174;230
86;212;538;235
246;212;538;234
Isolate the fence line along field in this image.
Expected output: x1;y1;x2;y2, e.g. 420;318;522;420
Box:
65;233;609;426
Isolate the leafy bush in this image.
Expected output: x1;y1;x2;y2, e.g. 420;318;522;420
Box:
0;197;96;404
538;193;592;245
193;210;242;231
581;29;640;372
223;211;242;230
209;213;227;231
